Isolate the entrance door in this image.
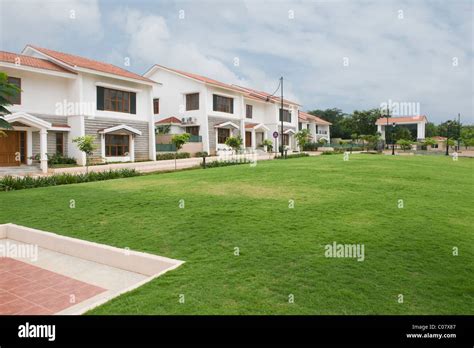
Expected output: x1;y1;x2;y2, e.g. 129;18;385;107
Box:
245;131;252;147
0;131;21;166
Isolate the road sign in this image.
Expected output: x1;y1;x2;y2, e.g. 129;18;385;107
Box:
273;131;279;139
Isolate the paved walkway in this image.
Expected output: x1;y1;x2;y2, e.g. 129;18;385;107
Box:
0;153;276;177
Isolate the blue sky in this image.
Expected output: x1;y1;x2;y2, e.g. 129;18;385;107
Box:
0;0;472;123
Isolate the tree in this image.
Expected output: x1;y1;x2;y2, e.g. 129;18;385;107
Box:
361;134;380;151
396;139;413;151
393;127;413;141
423;137;437;148
308;108;348;138
438;120;461;140
460;126;474;149
349;109;381;136
156;124;171;135
225;136;243;154
72;135;98;173
0;72;21;135
425;122;438;138
261;139;273;153
295;129;311;150
171;133;190;170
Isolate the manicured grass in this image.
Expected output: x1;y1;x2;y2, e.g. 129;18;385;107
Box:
0;155;472;314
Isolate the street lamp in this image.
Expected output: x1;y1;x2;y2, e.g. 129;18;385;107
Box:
445;120;452;156
392;122;396;155
385;109;390;150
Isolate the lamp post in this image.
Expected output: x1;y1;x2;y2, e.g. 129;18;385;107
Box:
391;122;396;155
445;120;451;156
385;109;390;150
280;76;284;158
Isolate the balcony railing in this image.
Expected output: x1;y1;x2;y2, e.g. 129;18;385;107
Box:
189;135;202;143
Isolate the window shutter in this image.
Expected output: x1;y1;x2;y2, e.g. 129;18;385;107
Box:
130;92;136;114
97;86;104;110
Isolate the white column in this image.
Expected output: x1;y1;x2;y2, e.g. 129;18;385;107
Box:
39;129;48;173
26;130;33;165
417;122;425;140
251;129;256;150
101;134;106;160
129;134;135;162
377;124;384;140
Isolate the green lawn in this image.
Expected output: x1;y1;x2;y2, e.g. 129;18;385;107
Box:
1;155;472;314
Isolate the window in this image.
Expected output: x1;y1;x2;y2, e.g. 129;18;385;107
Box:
298;122;302;131
282;134;290;146
103;88;130;113
307;124;310;130
19;131;26;163
185;126;199;136
279;109;291;123
56;133;64;155
7;77;21;105
213;94;233;113
105;134;129;157
217;128;230;144
246;104;253;119
153;99;160;114
186;93;199;111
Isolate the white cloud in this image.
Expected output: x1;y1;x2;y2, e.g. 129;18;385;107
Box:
0;0;103;48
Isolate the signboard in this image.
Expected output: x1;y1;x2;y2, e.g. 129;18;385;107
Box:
272;131;279;139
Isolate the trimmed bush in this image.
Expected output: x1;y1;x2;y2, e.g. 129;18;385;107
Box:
275;153;310;159
0;169;139;191
156;152;190;161
195;151;209;158
201;159;250;168
47;154;77;165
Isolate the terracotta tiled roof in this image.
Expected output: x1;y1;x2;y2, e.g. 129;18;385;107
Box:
155;117;182;124
151;65;299;105
26;45;153;83
375;115;427;125
298;111;332;125
155;65;239;92
234;85;300;106
0;51;75;74
245;123;259;128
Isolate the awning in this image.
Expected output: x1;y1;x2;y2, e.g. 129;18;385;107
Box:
98;124;142;135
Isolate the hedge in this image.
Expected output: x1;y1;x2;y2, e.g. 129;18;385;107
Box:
156;152;191;161
0;169;140;191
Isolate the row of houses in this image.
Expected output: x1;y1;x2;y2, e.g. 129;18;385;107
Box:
0;45;331;172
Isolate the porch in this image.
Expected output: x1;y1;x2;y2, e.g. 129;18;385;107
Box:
0;112;69;173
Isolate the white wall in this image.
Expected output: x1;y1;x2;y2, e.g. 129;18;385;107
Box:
4;67;74;115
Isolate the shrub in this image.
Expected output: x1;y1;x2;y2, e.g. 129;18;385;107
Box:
303;142;320;151
0;169;140;191
275;153;309;159
396;139;414;151
200;159;250;168
225;136;243;152
195;151;209;158
156;152;190;161
47;153;77;165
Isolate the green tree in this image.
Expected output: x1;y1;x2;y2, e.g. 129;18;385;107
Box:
295;129;311;150
72;135;98;173
423;137;437;148
308;108;347;138
0;72;21;135
171;133;191;170
393;127;413;141
438;120;461;140
396;139;413;151
425;122;438;137
261;139;273;153
349;109;381;136
225;136;243;154
156;124;171;135
460;126;474;149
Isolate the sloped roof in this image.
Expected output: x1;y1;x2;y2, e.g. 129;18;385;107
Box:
298;111;332;125
25;45;153;83
375;115;428;125
0;51;75;74
155;117;182;124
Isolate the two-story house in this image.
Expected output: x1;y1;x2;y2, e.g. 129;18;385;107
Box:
298;111;332;144
143;65;301;155
0;46;157;172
